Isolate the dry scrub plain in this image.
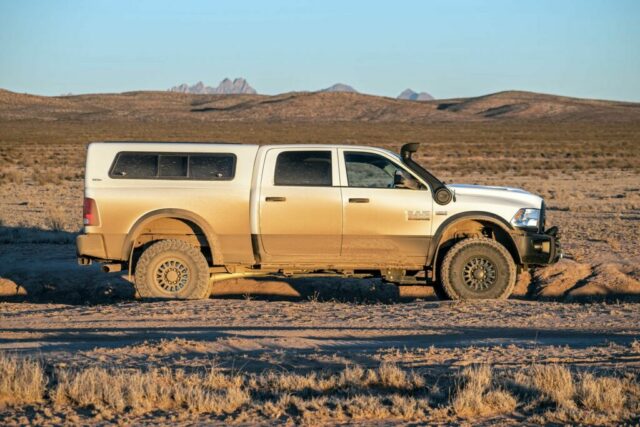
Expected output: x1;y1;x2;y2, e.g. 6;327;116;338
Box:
0;110;639;425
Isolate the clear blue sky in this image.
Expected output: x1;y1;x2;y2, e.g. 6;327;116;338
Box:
1;0;639;100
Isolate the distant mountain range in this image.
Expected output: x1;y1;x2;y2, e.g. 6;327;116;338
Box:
320;83;358;93
168;79;434;100
169;78;257;95
397;89;434;101
318;83;434;101
3;88;638;123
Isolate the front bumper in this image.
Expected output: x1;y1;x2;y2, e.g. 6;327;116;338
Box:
513;227;562;265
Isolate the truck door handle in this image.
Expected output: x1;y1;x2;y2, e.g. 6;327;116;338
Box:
349;198;370;203
265;196;287;202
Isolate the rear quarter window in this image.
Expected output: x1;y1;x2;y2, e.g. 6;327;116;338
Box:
190;155;235;179
110;153;157;178
109;152;236;180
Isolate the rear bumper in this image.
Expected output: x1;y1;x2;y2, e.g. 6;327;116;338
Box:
76;234;108;262
513;228;562;265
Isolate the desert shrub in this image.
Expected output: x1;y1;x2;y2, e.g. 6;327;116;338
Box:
529;364;575;408
576;373;625;413
452;365;517;418
377;361;425;389
539;372;634;425
0;353;46;406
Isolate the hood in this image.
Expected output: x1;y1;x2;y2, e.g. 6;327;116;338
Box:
446;183;543;223
448;184;542;208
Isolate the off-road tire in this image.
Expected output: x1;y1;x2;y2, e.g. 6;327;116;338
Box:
134;239;211;300
440;238;516;300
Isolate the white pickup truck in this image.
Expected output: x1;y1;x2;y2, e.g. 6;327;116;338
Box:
77;141;561;300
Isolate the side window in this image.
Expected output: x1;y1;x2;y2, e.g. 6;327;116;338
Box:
189;155;235;179
274;151;332;186
345;152;422;189
110;152;236;180
111;153;158;178
159;155;188;178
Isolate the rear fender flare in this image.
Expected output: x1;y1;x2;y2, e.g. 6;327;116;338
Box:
122;209;223;264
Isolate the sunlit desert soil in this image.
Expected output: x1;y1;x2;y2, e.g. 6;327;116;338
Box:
0;120;639;424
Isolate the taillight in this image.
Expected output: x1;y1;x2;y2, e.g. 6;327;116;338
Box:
83;198;100;226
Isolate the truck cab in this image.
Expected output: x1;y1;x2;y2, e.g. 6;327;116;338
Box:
77;141;561;300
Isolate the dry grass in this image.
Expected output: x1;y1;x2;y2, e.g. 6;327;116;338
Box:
576;373;625;413
254;362;425;396
515;364;639;425
529;364;576;408
53;366;249;416
0;354;46;407
453;365;517;418
49;362;429;422
1;352;638;424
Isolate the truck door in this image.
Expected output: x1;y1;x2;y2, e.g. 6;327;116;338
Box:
259;148;342;257
339;149;433;264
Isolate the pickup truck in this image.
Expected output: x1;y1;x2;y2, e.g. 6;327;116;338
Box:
77;141;561;300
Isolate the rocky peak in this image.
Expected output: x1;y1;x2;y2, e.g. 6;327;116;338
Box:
320;83;358;93
169;78;257;94
397;88;434;101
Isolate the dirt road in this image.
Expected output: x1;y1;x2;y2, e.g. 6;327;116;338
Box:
2;297;639;376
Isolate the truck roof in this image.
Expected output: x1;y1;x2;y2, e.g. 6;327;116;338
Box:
96;140;248;145
90;141;398;153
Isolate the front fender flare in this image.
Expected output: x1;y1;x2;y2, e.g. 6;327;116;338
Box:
428;211;521;269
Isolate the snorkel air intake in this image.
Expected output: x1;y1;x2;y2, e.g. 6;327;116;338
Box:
400;143;453;205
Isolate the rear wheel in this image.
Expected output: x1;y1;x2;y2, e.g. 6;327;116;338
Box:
134;239;211;300
440;238;516;300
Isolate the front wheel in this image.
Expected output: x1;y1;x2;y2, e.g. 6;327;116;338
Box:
440;238;516;300
134;239;211;300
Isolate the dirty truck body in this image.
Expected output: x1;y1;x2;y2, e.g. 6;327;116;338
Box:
77;142;561;300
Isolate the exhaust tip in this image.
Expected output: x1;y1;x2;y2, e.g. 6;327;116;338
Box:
102;263;122;273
